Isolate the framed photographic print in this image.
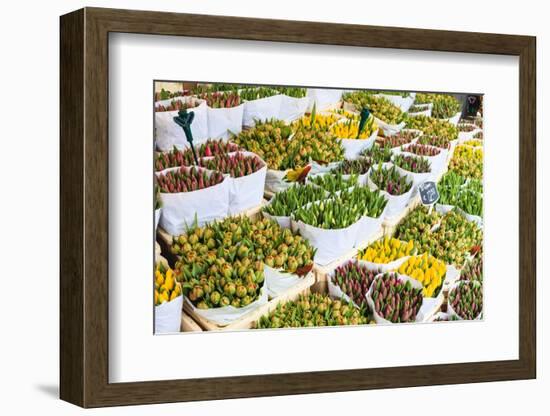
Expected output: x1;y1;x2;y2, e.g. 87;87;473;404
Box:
60;7;536;408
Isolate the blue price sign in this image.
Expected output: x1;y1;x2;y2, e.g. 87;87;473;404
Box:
418;181;439;206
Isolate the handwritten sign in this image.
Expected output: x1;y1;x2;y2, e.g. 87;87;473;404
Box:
418;181;439;206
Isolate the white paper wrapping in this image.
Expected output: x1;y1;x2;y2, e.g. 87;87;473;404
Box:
408;103;433;117
199;151;267;215
354;203;387;248
185;281;268;326
157;166;230;235
435;203;455;216
206;104;244;139
154;295;183;334
228;165;267;214
294;215;361;266
338;127;378;159
427;312;450;322
375;117;407;136
442;111;462;126
154;98;209;151
309;161;340;175
154;208;161;234
374;92;416;112
442;264;461;291
306;88;343;111
462;211;483;227
458;124;483;141
278;95;311;123
265;168;293;194
242;94;283;127
264;265;311;299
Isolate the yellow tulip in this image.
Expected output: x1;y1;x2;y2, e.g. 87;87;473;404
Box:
398;254;445;296
159;291;169;304
361;238;414;264
164;276;175;291
155;270;164;286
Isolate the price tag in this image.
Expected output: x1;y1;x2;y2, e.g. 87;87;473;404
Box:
418;181;439;206
173;109;198;164
357;108;371;139
466;94;482;117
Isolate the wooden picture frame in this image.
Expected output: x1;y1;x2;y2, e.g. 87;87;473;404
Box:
60;7;536;408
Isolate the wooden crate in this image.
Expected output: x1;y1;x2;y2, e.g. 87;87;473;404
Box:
182;272;315;331
156;228;179;267
263;190;275;201
154;242;162;264
181;311;203;332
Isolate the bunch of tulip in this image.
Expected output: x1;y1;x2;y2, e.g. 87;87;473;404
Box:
198;91;241;108
199;152;264;178
406;115;458;141
369;164;413;196
154;264;182;306
342;92;406;125
449;281;483;320
449;145;483;179
370;273;423;323
331;158;373;176
397;254;446;297
460;256;483;283
392;154;431;173
263;184;326;217
331;260;380;309
360;144;393;163
359;237;415;264
255;293;369;328
309;172;358;193
376;130;419;148
155;140;240;171
156;167;224;193
400;143;441;157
